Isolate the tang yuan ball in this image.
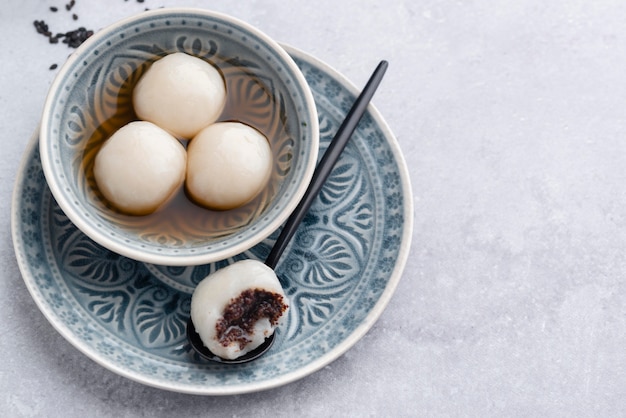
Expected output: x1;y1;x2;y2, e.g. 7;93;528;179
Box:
190;259;289;360
94;121;187;215
186;122;273;210
133;52;227;139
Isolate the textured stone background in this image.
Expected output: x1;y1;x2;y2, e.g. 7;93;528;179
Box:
1;1;624;416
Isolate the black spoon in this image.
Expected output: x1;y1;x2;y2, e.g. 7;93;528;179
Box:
187;60;389;363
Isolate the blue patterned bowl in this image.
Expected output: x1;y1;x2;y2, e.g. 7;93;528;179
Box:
14;46;413;394
39;8;319;266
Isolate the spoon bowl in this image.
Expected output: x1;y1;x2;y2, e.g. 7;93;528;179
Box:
187;317;275;363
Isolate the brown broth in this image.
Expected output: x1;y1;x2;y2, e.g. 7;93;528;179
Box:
81;53;288;247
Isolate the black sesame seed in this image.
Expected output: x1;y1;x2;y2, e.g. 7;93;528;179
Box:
34;0;137;67
33;20;51;36
61;27;92;47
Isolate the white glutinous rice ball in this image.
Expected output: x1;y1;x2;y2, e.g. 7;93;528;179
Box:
190;259;289;360
133;52;226;139
186;121;273;210
94;121;187;215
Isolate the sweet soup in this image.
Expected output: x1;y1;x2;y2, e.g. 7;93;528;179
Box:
81;52;289;245
95;53;272;215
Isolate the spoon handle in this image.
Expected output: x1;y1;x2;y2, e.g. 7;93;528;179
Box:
265;60;389;269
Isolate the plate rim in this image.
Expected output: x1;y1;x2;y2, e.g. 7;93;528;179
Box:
11;44;414;395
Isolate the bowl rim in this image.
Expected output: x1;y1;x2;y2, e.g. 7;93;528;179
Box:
39;7;319;266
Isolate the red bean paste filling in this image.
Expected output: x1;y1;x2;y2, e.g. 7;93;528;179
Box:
216;288;288;349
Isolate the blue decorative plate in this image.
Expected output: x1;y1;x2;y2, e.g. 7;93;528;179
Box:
11;46;413;395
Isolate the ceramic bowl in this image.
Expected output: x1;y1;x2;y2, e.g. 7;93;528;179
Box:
39;8;319;266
